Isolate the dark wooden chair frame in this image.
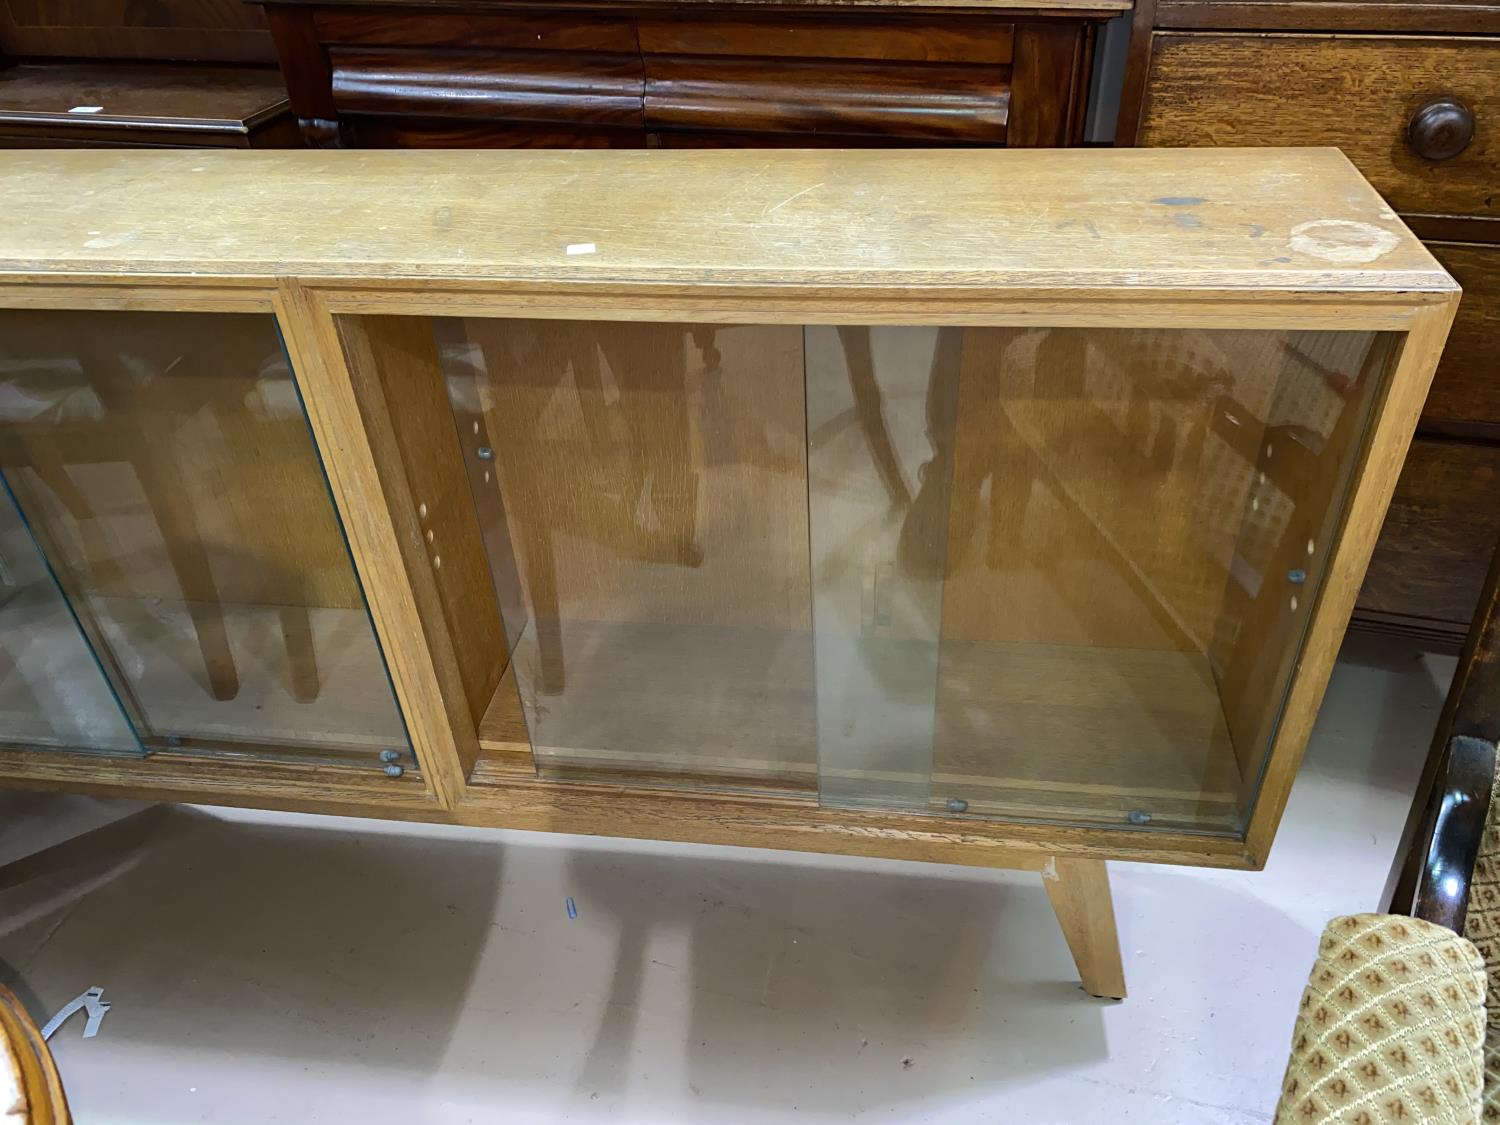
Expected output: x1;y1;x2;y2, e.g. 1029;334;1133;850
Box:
1385;544;1500;932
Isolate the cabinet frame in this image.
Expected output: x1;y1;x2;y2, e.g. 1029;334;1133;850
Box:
0;148;1461;1002
0;273;1455;871
0;147;1459;890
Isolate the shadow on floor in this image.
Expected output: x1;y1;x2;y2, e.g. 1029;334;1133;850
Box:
0;806;1137;1116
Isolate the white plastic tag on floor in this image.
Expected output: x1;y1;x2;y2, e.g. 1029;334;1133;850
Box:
40;985;110;1041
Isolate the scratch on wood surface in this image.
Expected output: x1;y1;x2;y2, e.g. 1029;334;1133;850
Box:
763;183;825;216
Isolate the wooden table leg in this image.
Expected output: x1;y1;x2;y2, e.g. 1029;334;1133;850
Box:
1044;856;1127;999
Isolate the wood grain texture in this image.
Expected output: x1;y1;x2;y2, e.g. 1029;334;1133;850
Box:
1357;437;1500;629
0;116;301;150
1113;0;1158;147
0;148;1450;296
636;14;1016;62
314;7;638;51
1008;21;1090;144
1138;32;1500;221
0;0;275;63
0;740;1255;867
1153;0;1500;33
1403;213;1499;245
345;316;507;730
344;117;643;147
273;282;478;807
1043;857;1126;998
263;6;338;122
642;55;1010;141
1422;243;1500;428
330;47;646;126
454;763;1255;868
0;63;290;138
0;745;435;810
648;128;970;148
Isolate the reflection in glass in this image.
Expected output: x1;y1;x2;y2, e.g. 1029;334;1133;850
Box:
437;318;817;791
435;315;1391;834
0;310;409;761
808;326;1392;833
0;475;142;755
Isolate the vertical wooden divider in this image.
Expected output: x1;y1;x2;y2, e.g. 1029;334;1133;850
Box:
272;281;479;809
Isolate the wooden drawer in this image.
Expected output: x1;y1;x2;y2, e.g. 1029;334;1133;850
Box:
329;47;643;128
261;3;1098;149
637;13;1014;142
1138;33;1500;221
643;56;1010;143
1358;437;1500;634
1424;242;1500;430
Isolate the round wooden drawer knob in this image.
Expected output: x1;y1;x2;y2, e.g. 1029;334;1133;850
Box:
1407;97;1476;162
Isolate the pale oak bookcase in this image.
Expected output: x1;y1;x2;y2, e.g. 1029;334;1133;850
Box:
0;147;1458;999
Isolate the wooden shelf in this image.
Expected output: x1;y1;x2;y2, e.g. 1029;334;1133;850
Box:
0;591;404;756
478;620;819;792
931;641;1243;832
476;621;1246;832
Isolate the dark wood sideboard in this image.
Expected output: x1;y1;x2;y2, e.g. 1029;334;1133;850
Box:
1116;0;1500;644
0;0;294;147
252;0;1122;149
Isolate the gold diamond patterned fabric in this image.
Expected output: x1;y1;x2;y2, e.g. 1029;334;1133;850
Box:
1463;753;1500;1119
1482;1029;1500;1121
1463;764;1500;1034
1274;913;1486;1124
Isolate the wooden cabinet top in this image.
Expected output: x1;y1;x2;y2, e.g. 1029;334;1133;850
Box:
0;147;1448;296
0;64;290;133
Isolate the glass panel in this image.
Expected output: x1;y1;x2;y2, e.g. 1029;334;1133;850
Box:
808;326;1394;834
432;314;1390;831
0;310;409;763
0;472;142;755
435;318;816;793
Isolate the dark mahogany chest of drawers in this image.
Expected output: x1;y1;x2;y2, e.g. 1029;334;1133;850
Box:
255;0;1121;149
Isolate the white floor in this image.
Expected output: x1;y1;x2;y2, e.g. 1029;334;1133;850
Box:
0;632;1459;1124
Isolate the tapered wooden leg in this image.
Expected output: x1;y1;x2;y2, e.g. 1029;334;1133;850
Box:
1043;857;1127;999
